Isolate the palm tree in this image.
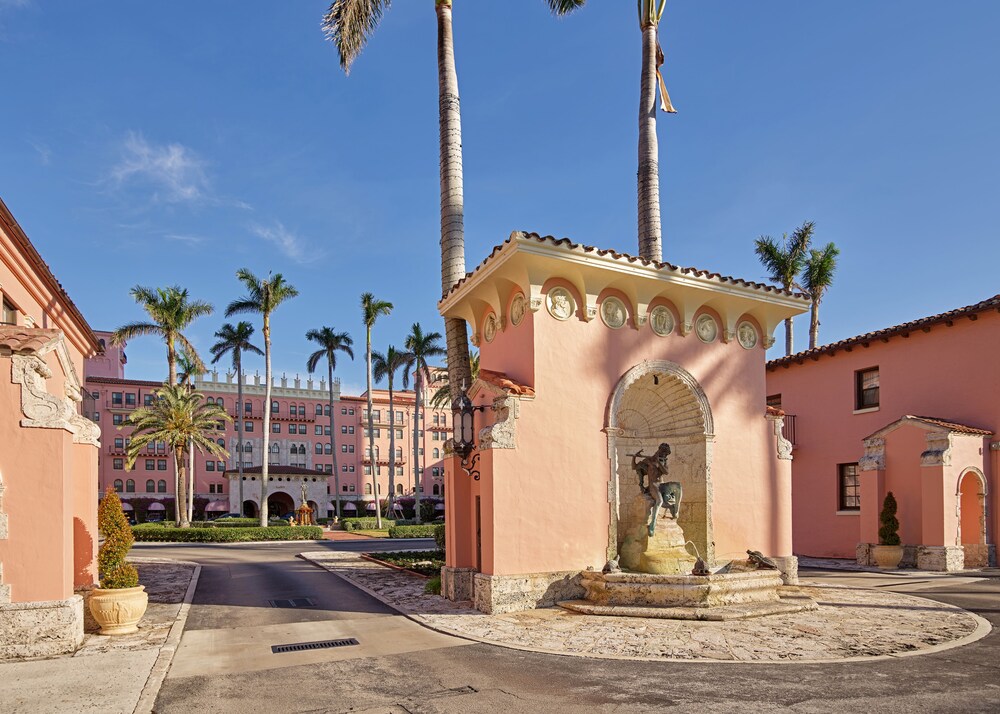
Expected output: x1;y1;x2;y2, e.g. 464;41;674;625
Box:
802;242;840;350
124;385;231;527
112;285;213;387
403;323;446;523
430;349;479;409
360;292;393;528
324;0;472;407
754;221;814;356
546;0;676;262
210;322;263;517
226;271;299;526
306;327;354;521
372;346;408;519
175;350;204;522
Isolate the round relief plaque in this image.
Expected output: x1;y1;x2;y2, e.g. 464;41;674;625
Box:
546;287;575;321
695;314;718;343
509;293;526;326
600;297;627;329
737;321;758;349
649;306;674;336
483;313;498;343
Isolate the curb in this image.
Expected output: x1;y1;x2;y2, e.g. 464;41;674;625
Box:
299;553;994;666
132;561;201;714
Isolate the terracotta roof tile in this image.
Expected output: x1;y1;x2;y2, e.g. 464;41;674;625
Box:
0;326;62;354
768;294;1000;370
908;416;993;436
443;231;804;302
765;405;786;418
478;368;536;397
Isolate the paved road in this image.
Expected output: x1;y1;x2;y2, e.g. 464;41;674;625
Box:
139;541;1000;714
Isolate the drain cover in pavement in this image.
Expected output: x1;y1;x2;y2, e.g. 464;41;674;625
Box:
271;638;359;654
267;597;316;608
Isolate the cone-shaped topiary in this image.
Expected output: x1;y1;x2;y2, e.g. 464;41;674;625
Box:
97;487;139;589
878;491;901;546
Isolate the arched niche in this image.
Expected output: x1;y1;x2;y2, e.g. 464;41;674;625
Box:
957;468;990;567
605;360;715;567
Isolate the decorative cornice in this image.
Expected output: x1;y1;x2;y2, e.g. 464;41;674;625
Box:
858;437;885;472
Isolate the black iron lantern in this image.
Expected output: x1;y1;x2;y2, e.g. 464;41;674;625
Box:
453;388;476;459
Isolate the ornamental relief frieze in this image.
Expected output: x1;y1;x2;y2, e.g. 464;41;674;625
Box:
9;351;100;447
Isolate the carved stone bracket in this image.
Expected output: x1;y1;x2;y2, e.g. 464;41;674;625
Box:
528;297;544;313
765;413;793;460
9;349;101;447
680;321;693;337
763;335;776;349
478;395;519;450
585;304;598;322
859;437;885;471
921;432;953;467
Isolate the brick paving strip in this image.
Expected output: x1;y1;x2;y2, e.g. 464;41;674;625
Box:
299;550;992;664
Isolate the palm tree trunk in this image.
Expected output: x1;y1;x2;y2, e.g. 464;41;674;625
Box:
436;1;473;402
236;353;244;516
260;315;272;527
387;382;396;520
413;370;423;524
638;21;663;262
167;336;178;387
174;447;189;528
809;300;820;350
784;317;794;357
329;362;341;522
366;327;381;528
188;442;194;522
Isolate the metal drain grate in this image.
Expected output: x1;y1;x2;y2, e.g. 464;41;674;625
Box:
271;638;359;654
267;597;316;608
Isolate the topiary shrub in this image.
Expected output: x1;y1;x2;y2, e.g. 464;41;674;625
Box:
97;487;139;589
341;517;396;531
434;523;446;552
878;491;901;546
131;525;323;543
387;524;438;538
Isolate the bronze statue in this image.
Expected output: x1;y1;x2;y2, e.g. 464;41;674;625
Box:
632;443;683;537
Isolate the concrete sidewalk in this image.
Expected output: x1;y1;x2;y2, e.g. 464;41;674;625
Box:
0;558;199;714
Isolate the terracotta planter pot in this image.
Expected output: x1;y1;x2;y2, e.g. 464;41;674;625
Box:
88;585;148;635
873;544;904;569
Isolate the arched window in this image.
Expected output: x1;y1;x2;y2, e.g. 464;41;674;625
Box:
395;484;403;495
125;479;135;493
433;448;440;459
244;442;253;453
315;443;323;454
271;400;279;413
113;479;124;492
217;438;225;447
269;443;279;453
322;444;330;454
298;444;306;455
145;479;155;492
157;479;167;493
315;404;323;415
324;405;331;416
432;484;440;495
374;446;379;458
364;483;372;494
207;397;215;405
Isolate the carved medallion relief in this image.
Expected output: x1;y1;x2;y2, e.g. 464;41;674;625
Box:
650;306;675;337
737;321;758;349
600;297;627;329
695;314;718;343
483;313;498;343
546;288;575;321
509;293;526;327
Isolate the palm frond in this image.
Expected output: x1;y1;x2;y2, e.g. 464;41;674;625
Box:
545;0;586;15
803;242;840;300
111;321;163;345
322;0;392;74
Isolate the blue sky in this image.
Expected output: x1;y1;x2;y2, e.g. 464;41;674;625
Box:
2;1;998;395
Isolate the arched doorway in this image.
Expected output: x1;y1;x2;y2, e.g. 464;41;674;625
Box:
958;469;989;568
606;360;715;568
243;500;258;518
267;492;295;517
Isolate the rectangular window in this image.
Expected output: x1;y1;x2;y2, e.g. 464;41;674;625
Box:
217;461;225;471
341;444;348;453
208;483;216;494
349;465;355;473
396;466;403;476
315;465;323;472
395;428;403;438
396;411;403;421
272;423;281;433
325;464;332;473
113;414;123;426
318;425;325;435
364;465;371;475
348;445;355;453
766;394;782;409
244;401;252;415
145;459;155;470
418;448;424;456
244;421;253;432
348;426;354;435
290;405;298;416
114;437;124;449
144;394;154;406
1;297;17;325
341;407;348;415
157;460;167;470
125;393;136;407
856;368;880;409
341;425;347;434
113;458;124;470
349;408;355;415
342;464;348;472
838;463;860;510
342;483;349;492
112;392;123;405
206;461;215;471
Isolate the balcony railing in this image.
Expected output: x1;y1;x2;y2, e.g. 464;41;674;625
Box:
359;413;408;427
781;414;797;446
240;409;316;423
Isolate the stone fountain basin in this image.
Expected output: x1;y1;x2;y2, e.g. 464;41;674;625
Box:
558;569;817;621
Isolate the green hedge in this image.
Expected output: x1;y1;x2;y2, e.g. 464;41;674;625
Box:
434;524;446;551
131;526;323;542
387;524;438;539
342;518;396;532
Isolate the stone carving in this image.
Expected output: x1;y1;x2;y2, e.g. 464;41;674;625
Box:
632;443;683;537
528;296;544;313
747;550;779;570
478;395;518;450
695;315;718;343
650;306;675;336
510;293;526;326
483;313;498;343
546;288;575;321
737;321;758;349
12;354;74;431
859;437;885;471
600;298;627;329
921;432;952;467
763;335;776;349
300;480;308;506
767;413;792;460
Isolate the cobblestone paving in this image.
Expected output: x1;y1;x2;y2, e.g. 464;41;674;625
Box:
73;558;195;658
300;550;990;663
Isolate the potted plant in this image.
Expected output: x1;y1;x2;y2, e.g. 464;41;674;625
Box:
89;487;148;635
873;491;904;569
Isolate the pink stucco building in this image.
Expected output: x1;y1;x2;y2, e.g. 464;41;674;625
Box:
0;197;102;658
438;232;809;613
766;294;999;571
84;337;451;521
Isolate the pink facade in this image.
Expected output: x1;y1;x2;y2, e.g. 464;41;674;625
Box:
765;295;999;569
84;338;451;520
0;197;101;657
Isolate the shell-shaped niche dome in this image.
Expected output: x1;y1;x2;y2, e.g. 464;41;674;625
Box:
614;370;711;439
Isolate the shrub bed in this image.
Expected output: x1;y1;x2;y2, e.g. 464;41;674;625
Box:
387;524;438;539
342;517;396;532
190;519;281;528
434;524;446;551
365;549;445;577
131;525;323;542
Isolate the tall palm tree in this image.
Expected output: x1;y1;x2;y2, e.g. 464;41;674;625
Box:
112;285;213;387
324;0;472;406
360;292;393;528
430;349;479;409
210;322;263;517
176;350;204;522
802;242;840;350
547;0;676;262
754;221;814;356
373;346;408;519
306;327;355;521
226;271;299;526
403;323;446;523
124;386;231;528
